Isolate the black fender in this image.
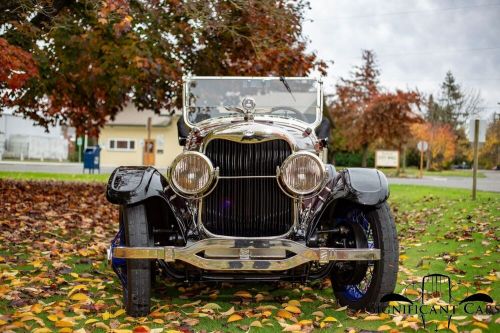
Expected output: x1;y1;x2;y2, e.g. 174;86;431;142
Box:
106;166;189;242
106;166;167;205
306;167;389;240
332;167;389;206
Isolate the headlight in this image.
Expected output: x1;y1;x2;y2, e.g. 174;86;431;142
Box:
170;152;215;195
279;152;325;195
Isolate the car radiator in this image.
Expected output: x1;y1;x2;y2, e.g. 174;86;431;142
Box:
202;139;293;237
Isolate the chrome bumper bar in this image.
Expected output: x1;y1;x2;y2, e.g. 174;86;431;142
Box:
110;238;380;271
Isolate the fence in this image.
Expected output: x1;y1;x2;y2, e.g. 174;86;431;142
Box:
3;135;68;161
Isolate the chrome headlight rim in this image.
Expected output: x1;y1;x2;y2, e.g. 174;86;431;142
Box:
169;151;215;196
279;151;327;196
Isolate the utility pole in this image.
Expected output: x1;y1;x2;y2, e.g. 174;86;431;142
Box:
472;119;479;200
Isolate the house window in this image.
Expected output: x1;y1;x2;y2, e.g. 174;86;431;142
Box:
108;139;135;151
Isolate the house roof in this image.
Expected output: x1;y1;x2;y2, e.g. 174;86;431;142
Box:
106;105;178;127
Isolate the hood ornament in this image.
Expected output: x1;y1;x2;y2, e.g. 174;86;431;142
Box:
242;97;256;112
241;97;256;121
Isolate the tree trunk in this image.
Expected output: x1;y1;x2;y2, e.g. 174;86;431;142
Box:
396;144;401;176
361;144;369;167
402;145;407;174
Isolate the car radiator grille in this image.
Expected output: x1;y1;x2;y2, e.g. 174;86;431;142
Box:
202;139;293;237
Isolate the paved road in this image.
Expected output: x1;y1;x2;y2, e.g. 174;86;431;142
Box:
388;170;500;193
1;161;499;192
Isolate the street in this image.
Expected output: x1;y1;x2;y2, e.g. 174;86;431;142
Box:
388;170;500;193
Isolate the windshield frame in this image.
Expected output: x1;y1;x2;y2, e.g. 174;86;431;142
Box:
182;76;323;129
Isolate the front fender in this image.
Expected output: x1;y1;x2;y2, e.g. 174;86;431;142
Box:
106;166;190;242
306;167;389;240
334;167;389;206
106;166;167;205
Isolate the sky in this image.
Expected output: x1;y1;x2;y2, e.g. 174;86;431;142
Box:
303;0;500;119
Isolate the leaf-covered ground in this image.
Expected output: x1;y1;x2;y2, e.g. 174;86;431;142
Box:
0;180;498;333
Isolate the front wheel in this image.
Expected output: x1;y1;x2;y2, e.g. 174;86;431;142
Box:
330;202;399;312
123;204;153;317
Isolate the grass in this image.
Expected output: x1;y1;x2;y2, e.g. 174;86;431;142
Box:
0;181;498;332
376;166;485;178
0;171;110;182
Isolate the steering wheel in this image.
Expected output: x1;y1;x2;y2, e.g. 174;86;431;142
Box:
270;106;306;121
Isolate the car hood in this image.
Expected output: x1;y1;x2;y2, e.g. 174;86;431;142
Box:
188;118;319;153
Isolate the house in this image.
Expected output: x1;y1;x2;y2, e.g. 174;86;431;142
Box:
98;105;183;168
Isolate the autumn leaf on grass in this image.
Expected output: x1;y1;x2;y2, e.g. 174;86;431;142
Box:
377;324;392;331
299;319;313;326
287;300;301;307
132;326;150;333
55;319;75;327
282;323;301;332
276;309;293;319
284;305;301;314
322;316;337;323
311;311;324;318
201;303;221;311
250;320;263;328
70;293;90;301
220;306;235;317
233;290;252;298
180;300;201;308
227;314;243;323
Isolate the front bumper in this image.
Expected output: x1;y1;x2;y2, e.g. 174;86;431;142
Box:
109;238;380;271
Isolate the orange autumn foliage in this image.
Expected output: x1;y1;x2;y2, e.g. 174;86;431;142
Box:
0;37;38;104
411;122;456;169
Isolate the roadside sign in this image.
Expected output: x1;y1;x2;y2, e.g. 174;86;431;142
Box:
468;119;486;143
375;150;399;168
417;141;428;152
417;141;428;179
76;137;83;146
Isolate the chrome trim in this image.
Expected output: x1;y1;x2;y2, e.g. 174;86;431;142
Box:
201;122;300;153
112;238;380;271
218;175;277;179
182;76;323;129
278;151;328;196
168;151;217;198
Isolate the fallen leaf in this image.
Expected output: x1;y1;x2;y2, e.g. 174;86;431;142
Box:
233;290;252;298
377;324;392;331
220;306;235;316
311;311;324;317
227;314;243;323
282;324;301;331
284;305;301;314
55;320;75;327
71;293;89;301
323;316;337;322
276;310;293;319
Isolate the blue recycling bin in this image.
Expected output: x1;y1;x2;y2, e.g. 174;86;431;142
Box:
83;146;100;174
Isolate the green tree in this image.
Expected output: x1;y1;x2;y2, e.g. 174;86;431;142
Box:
430;71;483;130
1;0;326;135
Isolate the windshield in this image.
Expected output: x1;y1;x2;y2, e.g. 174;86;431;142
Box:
183;77;322;126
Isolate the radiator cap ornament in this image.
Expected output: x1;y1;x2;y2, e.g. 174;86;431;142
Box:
242;97;256;112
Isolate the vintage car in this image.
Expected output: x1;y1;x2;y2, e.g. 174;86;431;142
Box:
106;76;399;317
